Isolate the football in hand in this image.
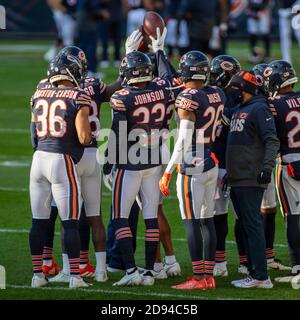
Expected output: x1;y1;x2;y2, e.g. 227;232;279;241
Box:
138;11;165;52
143;11;165;39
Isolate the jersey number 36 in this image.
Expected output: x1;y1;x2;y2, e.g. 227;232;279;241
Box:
33;99;67;138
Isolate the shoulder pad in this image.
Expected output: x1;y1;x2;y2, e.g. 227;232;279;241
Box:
76;90;92;107
175;89;199;111
110;91;127;111
152;77;167;86
36;78;52;89
84;77;107;94
117;88;131;96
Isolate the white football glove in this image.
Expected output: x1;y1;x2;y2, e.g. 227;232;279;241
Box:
150;27;167;52
125;29;143;55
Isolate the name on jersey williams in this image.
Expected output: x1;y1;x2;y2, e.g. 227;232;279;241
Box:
134;90;165;105
33;89;79;100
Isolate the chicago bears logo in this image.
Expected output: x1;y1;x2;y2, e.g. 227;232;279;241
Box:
220;61;234;71
118;89;130;96
263;67;273;77
78;50;86;61
255;75;264;86
283;71;290;78
67;54;81;67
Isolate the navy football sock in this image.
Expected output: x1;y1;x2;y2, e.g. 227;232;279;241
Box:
201;218;217;276
144;218;159;271
262;210;276;260
62;220;80;276
42;206;58;263
286;215;300;266
30;219;49;274
79;207;90;265
115;218;136;271
214;213;228;263
184;219;204;276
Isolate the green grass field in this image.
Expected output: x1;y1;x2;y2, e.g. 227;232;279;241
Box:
0;39;300;300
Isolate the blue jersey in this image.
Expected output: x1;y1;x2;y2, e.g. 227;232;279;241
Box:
36;77;108;148
211;88;241;168
83;77;107;147
31;86;91;163
269;92;300;156
109;77;175;170
175;86;226;174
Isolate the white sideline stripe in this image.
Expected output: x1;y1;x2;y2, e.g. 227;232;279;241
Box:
0;44;49;52
0;161;30;167
0;128;28;134
6;284;243;300
0;228;288;248
0;187;28;192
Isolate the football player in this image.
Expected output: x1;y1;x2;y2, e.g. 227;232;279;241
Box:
105;28;181;279
247;0;271;63
108;28;176;286
253;63;290;271
209;54;241;277
264;60;300;282
30;52;92;288
160;51;226;290
41;46;123;283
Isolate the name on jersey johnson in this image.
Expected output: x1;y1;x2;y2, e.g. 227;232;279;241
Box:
134;90;165;105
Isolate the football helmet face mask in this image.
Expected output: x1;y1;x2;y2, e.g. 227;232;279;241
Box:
209;55;241;89
252;63;268;96
178;51;210;83
48;50;86;87
264;60;298;97
123;51;153;85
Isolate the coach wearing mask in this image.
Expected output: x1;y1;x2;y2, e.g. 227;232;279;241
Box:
225;71;279;289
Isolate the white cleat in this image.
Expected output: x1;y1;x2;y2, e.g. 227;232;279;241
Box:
275;274;298;283
238;264;249;275
141;271;155;286
48;271;70;283
95;271;108;282
69;276;91;289
31;275;48;288
213;262;228;277
275;265;300;283
113;269;141;286
267;259;291;271
164;261;181;277
140;266;168;279
152;268;168;279
291;274;300;288
232;276;273;289
107;266;124;273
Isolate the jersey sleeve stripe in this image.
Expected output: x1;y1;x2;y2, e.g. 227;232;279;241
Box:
100;82;107;94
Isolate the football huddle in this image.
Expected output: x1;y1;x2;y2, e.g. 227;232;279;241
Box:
29;11;300;292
